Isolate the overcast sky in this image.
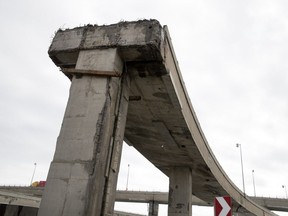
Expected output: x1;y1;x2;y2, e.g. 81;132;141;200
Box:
0;0;288;215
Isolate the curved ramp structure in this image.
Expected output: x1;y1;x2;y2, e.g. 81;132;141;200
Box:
43;20;277;216
122;22;277;216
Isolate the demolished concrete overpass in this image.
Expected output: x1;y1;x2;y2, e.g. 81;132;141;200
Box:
39;20;278;216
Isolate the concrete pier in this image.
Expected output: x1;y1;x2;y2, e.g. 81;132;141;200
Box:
168;167;192;216
38;48;129;216
148;201;159;216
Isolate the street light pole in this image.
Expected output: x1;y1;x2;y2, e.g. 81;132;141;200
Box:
252;170;256;196
126;164;130;191
282;185;288;199
30;162;37;186
236;143;245;196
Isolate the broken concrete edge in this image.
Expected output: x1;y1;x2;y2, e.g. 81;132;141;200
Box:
48;19;165;75
51;19;162;49
54;19;159;34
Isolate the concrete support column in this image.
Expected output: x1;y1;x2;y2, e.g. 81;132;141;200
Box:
168;167;192;216
38;48;129;216
148;201;159;216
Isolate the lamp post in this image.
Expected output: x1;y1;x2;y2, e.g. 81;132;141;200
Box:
252;170;256;196
126;164;130;191
282;185;287;199
30;162;37;186
236;143;245;196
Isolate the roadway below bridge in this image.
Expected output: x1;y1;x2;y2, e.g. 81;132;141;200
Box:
0;187;287;214
34;19;282;216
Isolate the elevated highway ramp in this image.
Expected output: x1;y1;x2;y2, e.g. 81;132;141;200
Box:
38;20;280;215
0;187;288;214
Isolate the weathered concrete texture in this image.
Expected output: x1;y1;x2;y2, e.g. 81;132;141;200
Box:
39;48;129;216
102;72;130;215
62;48;124;77
168;167;192;216
49;19;165;76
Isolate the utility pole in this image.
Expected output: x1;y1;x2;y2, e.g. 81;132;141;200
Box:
282;185;287;199
252;170;256;196
236;143;245;196
126;164;130;191
30;162;37;186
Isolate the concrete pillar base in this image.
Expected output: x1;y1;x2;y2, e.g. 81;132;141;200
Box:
168;167;192;216
148;201;159;216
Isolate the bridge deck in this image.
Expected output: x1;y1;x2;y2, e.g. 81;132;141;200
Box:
0;187;287;213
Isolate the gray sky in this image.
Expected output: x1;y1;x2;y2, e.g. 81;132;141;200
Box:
0;0;288;215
